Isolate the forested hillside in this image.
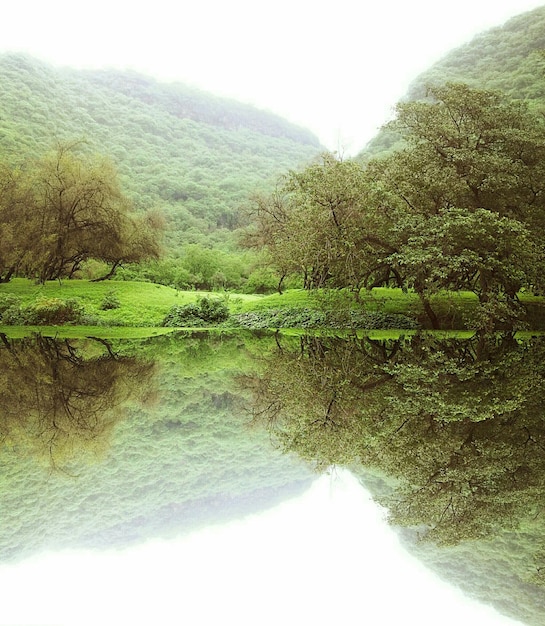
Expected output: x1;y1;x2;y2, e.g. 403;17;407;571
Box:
0;53;320;257
364;5;545;157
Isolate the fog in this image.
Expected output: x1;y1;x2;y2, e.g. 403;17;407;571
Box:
2;1;544;152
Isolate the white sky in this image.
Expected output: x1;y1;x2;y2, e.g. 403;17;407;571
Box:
1;1;544;154
0;470;523;626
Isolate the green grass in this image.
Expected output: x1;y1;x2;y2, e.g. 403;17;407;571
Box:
0;279;543;333
231;289;311;312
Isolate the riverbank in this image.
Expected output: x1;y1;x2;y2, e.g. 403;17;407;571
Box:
0;278;543;333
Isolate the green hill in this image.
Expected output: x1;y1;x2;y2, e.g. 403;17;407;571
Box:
407;5;545;102
364;5;545;158
0;53;321;253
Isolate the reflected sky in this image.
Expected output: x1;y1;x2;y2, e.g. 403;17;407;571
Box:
0;469;521;626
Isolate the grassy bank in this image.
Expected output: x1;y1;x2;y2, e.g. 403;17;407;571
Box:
0;278;543;333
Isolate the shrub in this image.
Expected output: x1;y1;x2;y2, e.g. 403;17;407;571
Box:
229;307;420;330
100;290;121;310
0;294;22;319
1;304;25;325
24;297;85;325
243;268;279;294
162;296;229;327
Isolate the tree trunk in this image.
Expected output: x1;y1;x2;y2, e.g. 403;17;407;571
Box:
91;260;121;282
418;291;440;329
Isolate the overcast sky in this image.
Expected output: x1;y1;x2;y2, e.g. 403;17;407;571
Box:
1;1;544;153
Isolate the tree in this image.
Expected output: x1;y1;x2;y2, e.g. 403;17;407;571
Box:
0;334;156;467
243;332;545;552
0;163;36;282
244;153;396;294
372;83;545;327
2;142;163;282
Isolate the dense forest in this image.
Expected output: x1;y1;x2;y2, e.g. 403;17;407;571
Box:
365;5;545;157
0;53;321;289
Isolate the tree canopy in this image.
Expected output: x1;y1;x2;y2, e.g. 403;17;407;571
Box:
244;153;395;293
244;332;545;552
0;143;163;283
246;83;545;329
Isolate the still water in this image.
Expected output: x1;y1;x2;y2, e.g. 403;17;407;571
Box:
0;331;542;625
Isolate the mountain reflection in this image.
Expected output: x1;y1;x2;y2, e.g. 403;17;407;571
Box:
1;331;544;625
0;332;313;566
243;332;545;622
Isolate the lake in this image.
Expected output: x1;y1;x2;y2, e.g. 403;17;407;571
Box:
0;330;542;625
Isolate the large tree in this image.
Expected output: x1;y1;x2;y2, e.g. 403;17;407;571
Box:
244;153;396;293
247;85;545;329
373;83;545;327
0;334;156;467
0;143;163;282
244;333;545;552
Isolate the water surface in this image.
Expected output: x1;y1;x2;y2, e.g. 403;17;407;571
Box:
0;331;541;625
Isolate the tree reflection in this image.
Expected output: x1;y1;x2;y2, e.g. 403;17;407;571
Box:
0;334;156;468
244;332;545;579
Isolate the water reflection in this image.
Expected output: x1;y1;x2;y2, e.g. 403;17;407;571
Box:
0;332;313;564
0;331;541;625
0;469;520;626
0;333;155;467
244;332;545;625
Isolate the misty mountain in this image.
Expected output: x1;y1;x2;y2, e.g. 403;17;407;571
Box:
363;5;545;158
0;53;321;251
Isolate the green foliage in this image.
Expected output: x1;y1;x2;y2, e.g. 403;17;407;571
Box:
376;83;545;328
242;266;283;294
116;245;254;292
0;53;320;262
244;153;393;292
0;293;21;318
162;296;230;327
230;307;419;330
0;278;542;331
407;7;545;104
0;333;312;563
0;142;163;283
28;297;85;325
232;308;326;329
244;331;545;626
99;290;121;311
364;6;545;159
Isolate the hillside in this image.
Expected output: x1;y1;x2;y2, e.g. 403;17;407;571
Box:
363;5;545;157
0;53;321;252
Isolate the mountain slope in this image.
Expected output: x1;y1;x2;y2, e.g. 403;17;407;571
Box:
0;53;321;250
407;5;545;102
363;5;545;158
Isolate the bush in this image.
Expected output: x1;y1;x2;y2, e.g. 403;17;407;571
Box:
0;294;22;319
1;304;25;324
100;290;121;310
242;268;279;294
162;296;229;327
229;307;420;330
23;297;85;325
